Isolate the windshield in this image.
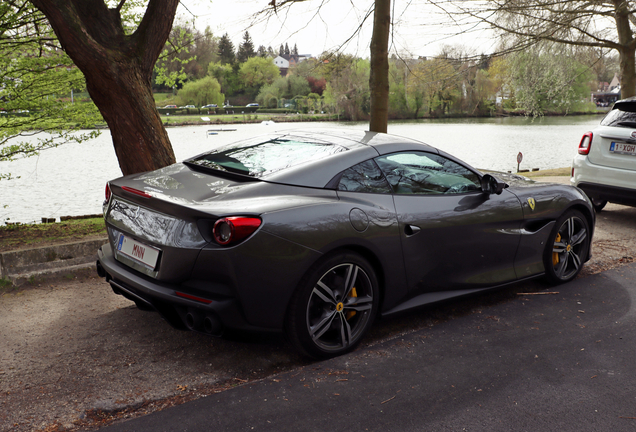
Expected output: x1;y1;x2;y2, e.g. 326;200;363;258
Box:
186;135;348;177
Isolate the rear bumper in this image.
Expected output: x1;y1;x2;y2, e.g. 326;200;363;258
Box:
571;155;636;206
97;243;275;335
575;182;636;207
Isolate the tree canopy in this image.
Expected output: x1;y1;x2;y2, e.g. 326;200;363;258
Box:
218;33;236;65
0;2;101;180
445;0;636;98
237;31;256;63
29;0;180;176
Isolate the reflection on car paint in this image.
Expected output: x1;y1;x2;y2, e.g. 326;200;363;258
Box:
108;198;206;248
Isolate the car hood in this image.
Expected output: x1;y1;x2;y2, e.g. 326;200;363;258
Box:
490;172;540;188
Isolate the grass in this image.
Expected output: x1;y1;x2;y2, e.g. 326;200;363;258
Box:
521;167;570;177
154;92;172;102
0;217;106;252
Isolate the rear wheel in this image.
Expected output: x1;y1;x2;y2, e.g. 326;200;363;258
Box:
286;252;379;359
591;198;607;213
544;209;590;284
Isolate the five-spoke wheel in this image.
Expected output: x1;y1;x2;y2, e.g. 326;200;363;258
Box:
286;252;379;359
544;209;590;284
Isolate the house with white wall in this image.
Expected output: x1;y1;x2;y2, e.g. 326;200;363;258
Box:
273;54;312;76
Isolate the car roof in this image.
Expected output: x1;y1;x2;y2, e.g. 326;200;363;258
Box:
262;130;439;188
613;96;636;109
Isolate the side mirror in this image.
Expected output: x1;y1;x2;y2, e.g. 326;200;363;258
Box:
481;174;506;195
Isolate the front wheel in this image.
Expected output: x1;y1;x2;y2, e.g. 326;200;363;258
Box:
543;209;590;284
286;252;379;359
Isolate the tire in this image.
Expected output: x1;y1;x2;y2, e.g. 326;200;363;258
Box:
286;252;379;359
591;198;607;213
543;209;590;285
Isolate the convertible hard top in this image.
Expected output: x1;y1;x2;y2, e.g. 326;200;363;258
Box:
185;130;439;189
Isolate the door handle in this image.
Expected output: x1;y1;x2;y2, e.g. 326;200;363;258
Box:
405;224;421;236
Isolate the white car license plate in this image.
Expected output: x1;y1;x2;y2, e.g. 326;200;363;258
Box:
117;234;160;269
610;142;636;155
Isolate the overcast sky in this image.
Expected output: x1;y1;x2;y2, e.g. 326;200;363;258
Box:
180;0;496;59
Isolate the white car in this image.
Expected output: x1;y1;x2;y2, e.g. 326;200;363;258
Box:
572;97;636;212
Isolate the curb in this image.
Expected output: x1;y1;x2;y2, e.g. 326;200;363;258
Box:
0;237;108;286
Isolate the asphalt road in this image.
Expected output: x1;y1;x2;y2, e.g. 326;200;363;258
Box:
102;262;636;432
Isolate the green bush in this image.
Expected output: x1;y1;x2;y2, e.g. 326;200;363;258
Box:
256;108;295;114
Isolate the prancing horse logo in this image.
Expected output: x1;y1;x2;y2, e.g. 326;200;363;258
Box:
527;197;536;211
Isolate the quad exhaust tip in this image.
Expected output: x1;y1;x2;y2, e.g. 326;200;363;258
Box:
96;260;223;336
185;308;222;335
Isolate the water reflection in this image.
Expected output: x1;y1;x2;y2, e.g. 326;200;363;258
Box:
0;116;603;223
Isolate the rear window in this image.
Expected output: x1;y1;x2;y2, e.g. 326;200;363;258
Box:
601;101;636;127
185;135;347;177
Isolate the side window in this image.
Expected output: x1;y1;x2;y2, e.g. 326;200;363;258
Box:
375;151;480;195
337;159;391;193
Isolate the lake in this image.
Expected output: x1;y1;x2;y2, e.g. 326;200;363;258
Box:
0;115;603;224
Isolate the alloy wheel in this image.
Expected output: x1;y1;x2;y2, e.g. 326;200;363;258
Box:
305;263;374;353
551;214;588;281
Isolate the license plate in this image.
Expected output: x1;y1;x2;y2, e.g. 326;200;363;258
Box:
117;234;160;269
610;142;636;155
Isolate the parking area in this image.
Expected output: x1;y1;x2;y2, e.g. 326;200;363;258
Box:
1;202;635;431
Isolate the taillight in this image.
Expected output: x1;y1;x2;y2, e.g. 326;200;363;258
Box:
578;132;593;155
213;217;262;246
175;291;213;304
121;186;152;198
104;183;112;203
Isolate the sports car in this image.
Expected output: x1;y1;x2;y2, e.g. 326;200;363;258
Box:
96;130;594;359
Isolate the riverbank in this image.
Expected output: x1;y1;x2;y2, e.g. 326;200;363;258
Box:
519;167;570;177
158;109;607;128
161;112;336;127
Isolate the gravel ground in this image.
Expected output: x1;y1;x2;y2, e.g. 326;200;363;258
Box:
1;176;635;432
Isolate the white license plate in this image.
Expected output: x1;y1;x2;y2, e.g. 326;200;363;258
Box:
116;234;160;269
610;142;636;155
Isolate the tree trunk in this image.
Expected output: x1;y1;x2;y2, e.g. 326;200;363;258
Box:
369;0;391;133
86;61;176;175
618;46;636;98
613;1;636;98
30;0;179;175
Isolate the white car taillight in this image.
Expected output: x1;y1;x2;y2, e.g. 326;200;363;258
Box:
578;132;593;155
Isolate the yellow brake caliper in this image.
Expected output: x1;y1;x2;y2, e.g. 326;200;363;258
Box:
346;288;357;320
552;233;561;265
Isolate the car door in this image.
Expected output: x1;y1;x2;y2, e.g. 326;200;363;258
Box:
375;151;524;294
334;159;408;309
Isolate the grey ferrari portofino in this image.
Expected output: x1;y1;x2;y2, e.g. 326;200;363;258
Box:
96;130;594;358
